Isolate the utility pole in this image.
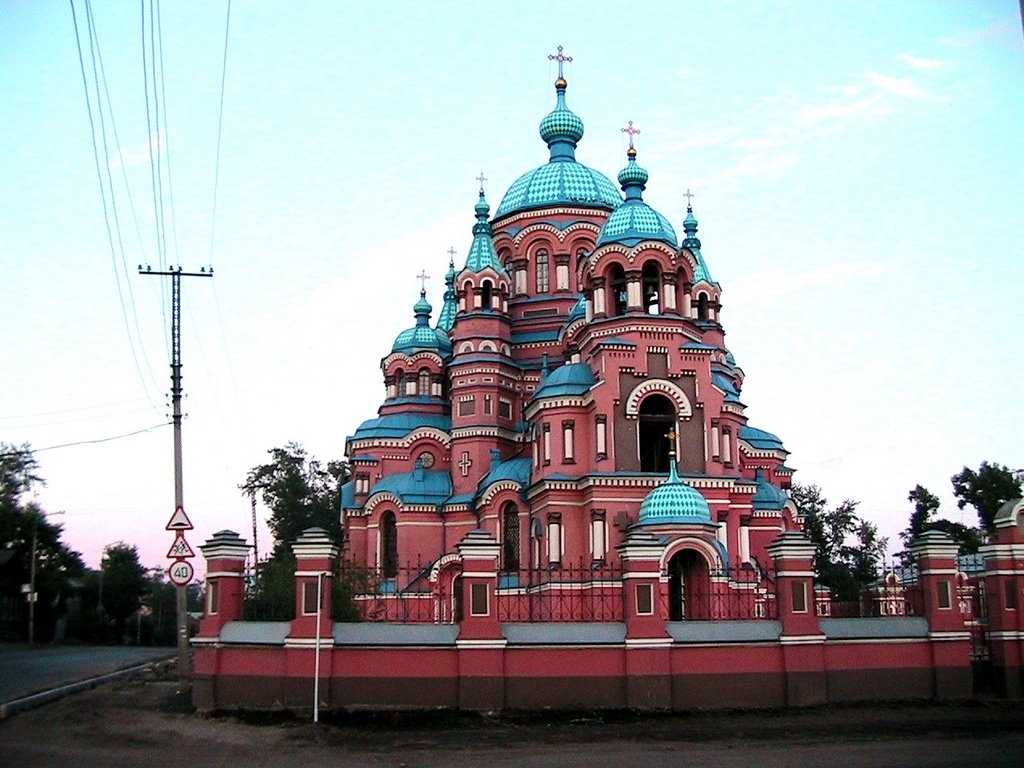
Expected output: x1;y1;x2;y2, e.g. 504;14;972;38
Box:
139;264;212;690
27;510;64;645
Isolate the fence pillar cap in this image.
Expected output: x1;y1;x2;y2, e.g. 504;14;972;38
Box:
199;529;250;561
908;529;959;559
766;530;815;560
456;529;500;558
617;529;664;561
290;526;340;560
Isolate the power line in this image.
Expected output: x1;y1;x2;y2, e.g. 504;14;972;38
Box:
0;422;172;457
208;0;233;268
69;0;161;412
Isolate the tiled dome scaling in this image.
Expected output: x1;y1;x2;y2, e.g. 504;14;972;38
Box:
391;291;453;356
637;462;713;525
597;149;677;248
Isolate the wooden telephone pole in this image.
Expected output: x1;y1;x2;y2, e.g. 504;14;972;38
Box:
139;264;211;690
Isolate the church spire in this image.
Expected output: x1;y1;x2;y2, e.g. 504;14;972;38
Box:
461;182;506;275
617;120;650;201
436;247;458;333
680;192;715;285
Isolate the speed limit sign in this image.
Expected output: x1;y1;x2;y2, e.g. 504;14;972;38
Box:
168;559;194;586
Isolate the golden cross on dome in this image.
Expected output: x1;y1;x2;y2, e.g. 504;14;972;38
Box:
666;427;677;460
621;120;641;150
476;171;488;194
548;45;573;79
416;270;430;291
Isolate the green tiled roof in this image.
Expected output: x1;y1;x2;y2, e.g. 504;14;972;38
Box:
637;461;713;525
752;468;788;511
436;256;458;333
739;425;788;453
533;362;596;398
391;290;453;356
682;205;716;285
497;161;622;218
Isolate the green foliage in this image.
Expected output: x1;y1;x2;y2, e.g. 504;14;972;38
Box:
951;461;1022;535
791;483;887;602
898;484;983;561
0;443;83;641
240;442;349;558
101;542;147;639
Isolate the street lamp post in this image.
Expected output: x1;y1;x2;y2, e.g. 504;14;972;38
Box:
27;510;64;645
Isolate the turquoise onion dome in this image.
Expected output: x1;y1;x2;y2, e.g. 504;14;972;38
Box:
637;461;713;525
597;145;677;248
462;190;507;274
682;203;716;285
495;75;622;219
391;289;453;356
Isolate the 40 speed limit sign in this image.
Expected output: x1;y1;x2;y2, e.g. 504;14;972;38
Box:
168;559;194;586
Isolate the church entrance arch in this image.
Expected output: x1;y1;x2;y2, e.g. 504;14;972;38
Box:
638;394;675;472
667;549;710;620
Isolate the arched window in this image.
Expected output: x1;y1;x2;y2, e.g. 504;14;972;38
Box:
418;368;431;397
642;261;661;315
638;394;675;472
481;280;494;310
380;511;398;578
697;293;710;321
536;249;550;293
502;503;520;572
609;265;627;316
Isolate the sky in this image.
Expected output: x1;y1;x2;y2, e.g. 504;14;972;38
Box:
1;1;1022;576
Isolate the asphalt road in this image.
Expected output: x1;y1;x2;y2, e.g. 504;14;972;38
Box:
0;644;173;702
1;668;1022;768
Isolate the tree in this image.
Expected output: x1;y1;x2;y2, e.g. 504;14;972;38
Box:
0;443;83;642
240;442;348;558
951;462;1022;535
898;484;984;560
101;542;147;642
791;483;887;602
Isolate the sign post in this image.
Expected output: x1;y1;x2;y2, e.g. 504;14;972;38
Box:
165;505;195;688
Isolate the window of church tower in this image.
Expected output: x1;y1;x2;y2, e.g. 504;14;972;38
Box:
481;280;494;310
502;504;521;572
403;374;416;397
697;293;710;321
562;420;575;463
596;415;608;459
609;265;627;316
543;423;551;464
536;250;550;293
484;395;493;415
591;511;607;562
638;394;675;472
458;397;476;416
498;398;512;419
642;261;661;314
418;369;431;397
380;511;398;579
547;514;562;565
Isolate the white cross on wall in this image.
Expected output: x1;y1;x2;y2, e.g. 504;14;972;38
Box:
459;452;473;477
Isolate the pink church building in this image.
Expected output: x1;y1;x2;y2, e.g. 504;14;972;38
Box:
341;63;797;617
191;53;1024;712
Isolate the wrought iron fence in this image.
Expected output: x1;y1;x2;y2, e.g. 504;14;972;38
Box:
662;565;777;621
817;580;925;618
496;562;624;622
340;561;457;624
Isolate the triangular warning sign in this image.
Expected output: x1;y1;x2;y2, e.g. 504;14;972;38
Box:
165;506;193;531
167;535;195;559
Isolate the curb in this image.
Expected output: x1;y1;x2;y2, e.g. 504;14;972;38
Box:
0;656;175;720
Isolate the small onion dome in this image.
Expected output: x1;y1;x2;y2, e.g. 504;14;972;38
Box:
436;255;458;333
637;461;713;525
752;468;788;511
391;290;453;356
539;78;585;153
681;203;716;284
462;190;507;274
597;147;677;248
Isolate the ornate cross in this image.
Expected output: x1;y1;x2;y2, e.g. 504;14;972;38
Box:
621;120;640;149
666;427;677;460
416;270;430;291
446;246;457;266
548;45;572;79
683;188;695;206
476;171;488;194
458;452;473;477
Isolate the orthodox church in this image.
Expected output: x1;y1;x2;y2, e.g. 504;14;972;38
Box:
339;51;800;614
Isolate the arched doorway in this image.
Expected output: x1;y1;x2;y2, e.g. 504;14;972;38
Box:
667;549;710;620
638;394;675;472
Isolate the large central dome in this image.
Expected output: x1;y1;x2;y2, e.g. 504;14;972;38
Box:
495;76;621;219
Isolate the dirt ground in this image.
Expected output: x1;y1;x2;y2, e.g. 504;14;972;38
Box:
1;665;1022;768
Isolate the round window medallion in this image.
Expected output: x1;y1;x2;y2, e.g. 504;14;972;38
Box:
417;451;435;468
